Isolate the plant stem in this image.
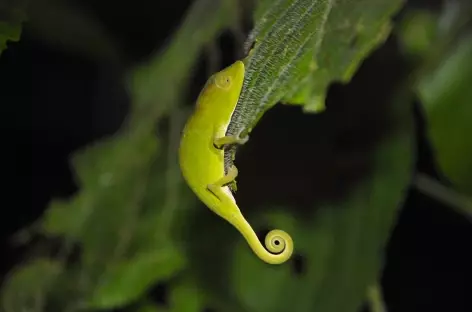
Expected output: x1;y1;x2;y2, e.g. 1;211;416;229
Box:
413;173;472;221
367;284;387;312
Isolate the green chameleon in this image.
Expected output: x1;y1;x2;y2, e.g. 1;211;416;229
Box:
179;60;293;265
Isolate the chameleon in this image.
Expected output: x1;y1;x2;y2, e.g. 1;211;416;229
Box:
179;60;293;265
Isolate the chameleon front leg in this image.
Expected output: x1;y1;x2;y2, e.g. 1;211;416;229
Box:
213;129;246;191
213;134;248;150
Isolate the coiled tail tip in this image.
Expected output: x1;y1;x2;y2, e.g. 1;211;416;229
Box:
228;211;293;265
263;229;294;265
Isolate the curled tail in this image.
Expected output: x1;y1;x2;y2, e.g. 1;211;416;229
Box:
205;181;293;264
229;211;293;265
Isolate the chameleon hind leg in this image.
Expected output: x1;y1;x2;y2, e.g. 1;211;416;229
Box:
207;165;238;194
207;165;240;220
208;165;294;265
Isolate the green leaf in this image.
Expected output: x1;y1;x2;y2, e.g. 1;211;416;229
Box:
129;148;196;253
137;303;169;312
227;0;404;142
397;10;438;58
89;247;185;309
129;0;239;132
0;21;21;54
168;277;205;312
417;34;472;197
40;133;159;265
41;199;85;239
26;0;121;63
34;0;238;256
283;0;405;112
0;0;26;55
24;0;240;309
224;0;405;178
1;259;61;312
229;0;333;139
229;91;414;312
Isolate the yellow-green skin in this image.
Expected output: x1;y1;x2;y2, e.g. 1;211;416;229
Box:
179;61;293;265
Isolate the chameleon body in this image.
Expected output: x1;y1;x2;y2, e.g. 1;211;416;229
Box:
179;60;293;265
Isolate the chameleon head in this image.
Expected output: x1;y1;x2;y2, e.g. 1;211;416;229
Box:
213;60;245;90
196;61;245;112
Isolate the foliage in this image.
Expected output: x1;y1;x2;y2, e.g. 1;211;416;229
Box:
282;0;405;112
418;35;472;197
1;0;471;311
3;0;239;310
1;259;61;312
398;4;472;214
0;0;26;56
228;0;404;139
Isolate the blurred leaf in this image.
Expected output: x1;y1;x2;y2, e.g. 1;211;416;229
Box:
39;133;159;266
417;34;472;197
397;10;438;58
41;199;84;239
129;0;238;132
0;21;21;54
41;138;155;240
168;277;205;312
366;284;388;312
129;109;196;253
1;259;61;312
0;0;26;55
33;0;238;257
413;174;472;223
230;90;414;312
9;0;241;310
137;303;169;312
130;153;196;253
89;247;185;309
27;0;121;64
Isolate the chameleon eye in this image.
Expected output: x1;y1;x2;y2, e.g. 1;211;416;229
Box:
215;74;232;90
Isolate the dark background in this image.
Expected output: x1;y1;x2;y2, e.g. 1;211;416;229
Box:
1;0;471;311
